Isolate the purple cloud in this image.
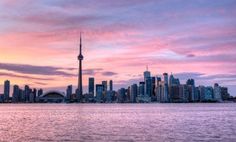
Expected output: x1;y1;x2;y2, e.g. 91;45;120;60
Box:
0;72;54;81
101;71;118;76
0;62;76;77
83;68;103;75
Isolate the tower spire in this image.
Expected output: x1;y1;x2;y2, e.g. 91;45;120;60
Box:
77;32;84;102
79;32;82;55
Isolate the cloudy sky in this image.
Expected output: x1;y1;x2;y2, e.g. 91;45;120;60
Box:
0;0;236;95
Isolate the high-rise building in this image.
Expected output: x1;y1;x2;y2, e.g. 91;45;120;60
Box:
199;86;206;102
24;85;31;102
187;85;195;102
0;94;3;103
145;77;152;97
168;74;180;102
169;73;174;86
143;68;151;81
169;74;180;86
221;87;230;100
138;82;145;96
38;89;43;97
151;77;156;97
66;85;73;101
105;91;113;103
130;84;138;103
29;91;35;103
19;89;23;102
214;83;222;102
102;81;108;91
159;81;166;102
163;73;169;102
198;86;214;102
88;78;95;95
169;85;181;102
179;84;189;102
77;33;84;101
109;80;113;91
163;73;168;85
117;88;126;103
205;86;213;101
186;78;196;102
4;80;10;102
126;87;130;102
12;85;19;103
29;88;37;103
143;67;152;96
186;79;195;86
156;77;162;102
156;77;161;101
96;84;104;103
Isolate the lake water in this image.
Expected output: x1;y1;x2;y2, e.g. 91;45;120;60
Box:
0;104;236;142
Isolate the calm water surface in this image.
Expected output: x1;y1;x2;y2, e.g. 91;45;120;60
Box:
0;103;235;142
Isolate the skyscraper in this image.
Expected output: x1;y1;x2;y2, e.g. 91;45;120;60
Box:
186;78;196;101
221;87;230;100
24;85;31;102
88;78;95;95
186;79;195;86
144;67;151;101
169;73;174;86
163;73;168;85
96;84;104;103
138;82;145;96
117;88;126;103
77;33;84;101
12;85;19;103
143;67;151;81
169;73;180;86
145;77;152;97
4;80;10;102
29;89;36;103
130;84;138;103
151;77;156;99
109;80;113;91
102;81;108;91
66;85;73;101
38;89;43;96
156;77;162;102
163;73;169;102
214;83;222;102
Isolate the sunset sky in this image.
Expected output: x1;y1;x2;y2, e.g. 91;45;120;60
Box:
0;0;236;95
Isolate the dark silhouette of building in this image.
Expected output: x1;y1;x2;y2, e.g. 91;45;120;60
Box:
4;80;10;102
66;85;73;101
109;80;113;91
12;85;19;103
88;77;95;95
38;89;43;96
186;79;195;86
96;84;104;103
102;81;108;91
221;87;230;100
24;85;31;102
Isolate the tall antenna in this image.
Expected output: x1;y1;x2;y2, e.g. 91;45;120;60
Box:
79;32;82;55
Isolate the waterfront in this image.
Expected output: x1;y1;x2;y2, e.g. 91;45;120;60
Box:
0;104;236;142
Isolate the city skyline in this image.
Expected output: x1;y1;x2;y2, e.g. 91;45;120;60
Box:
0;68;231;103
0;0;236;95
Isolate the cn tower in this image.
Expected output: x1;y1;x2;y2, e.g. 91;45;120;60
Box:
77;33;83;100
